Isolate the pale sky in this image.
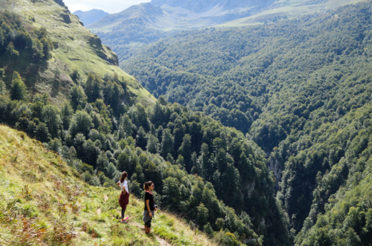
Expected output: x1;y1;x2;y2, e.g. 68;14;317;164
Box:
64;0;151;13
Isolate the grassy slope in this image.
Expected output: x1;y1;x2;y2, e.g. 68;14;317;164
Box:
0;125;215;246
0;0;155;106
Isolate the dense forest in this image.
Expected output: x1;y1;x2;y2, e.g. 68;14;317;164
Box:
0;11;52;89
121;2;372;244
0;80;290;245
86;0;276;62
1;0;371;245
0;7;289;246
122;3;371;138
289;104;372;245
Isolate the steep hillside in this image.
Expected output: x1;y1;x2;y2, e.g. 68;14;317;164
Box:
87;0;274;61
0;0;289;245
285;104;372;245
86;0;365;63
121;1;372;241
87;3;167;60
0;90;289;245
0;124;215;246
123;2;371;136
0;0;154;106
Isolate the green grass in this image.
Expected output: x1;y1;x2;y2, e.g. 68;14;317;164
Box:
0;125;215;246
1;0;155;106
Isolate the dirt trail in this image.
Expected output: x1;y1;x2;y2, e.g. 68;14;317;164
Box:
99;193;171;245
156;236;171;246
131;221;172;246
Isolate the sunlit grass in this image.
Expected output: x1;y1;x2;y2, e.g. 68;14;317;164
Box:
3;0;155;106
0;125;214;245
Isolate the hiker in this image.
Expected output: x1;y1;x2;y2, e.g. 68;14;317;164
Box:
143;181;157;234
117;171;129;223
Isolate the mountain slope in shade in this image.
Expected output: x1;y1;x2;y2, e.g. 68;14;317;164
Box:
74;9;109;26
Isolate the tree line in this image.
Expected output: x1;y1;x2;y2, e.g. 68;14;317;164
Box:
0;11;289;244
121;3;372;244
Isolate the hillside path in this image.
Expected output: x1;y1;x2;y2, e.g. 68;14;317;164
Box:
96;193;172;246
131;221;172;246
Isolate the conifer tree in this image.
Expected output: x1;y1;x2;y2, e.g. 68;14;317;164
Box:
0;79;5;95
10;71;27;100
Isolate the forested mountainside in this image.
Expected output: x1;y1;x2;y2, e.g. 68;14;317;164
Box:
0;125;216;245
86;0;362;62
0;0;154;106
86;3;167;61
121;2;372;244
0;0;289;245
123;2;371;138
288;105;372;245
85;0;274;61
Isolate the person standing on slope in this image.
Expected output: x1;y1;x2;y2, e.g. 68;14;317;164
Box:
117;171;129;223
143;181;157;234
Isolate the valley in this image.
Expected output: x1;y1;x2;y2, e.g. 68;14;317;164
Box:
0;0;371;245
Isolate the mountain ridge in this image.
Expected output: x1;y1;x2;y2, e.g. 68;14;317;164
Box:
87;0;369;64
2;0;371;245
90;0;275;31
150;0;274;14
74;9;109;26
0;0;155;106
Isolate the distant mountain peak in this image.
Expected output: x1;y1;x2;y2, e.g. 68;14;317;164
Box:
74;9;109;26
151;0;274;12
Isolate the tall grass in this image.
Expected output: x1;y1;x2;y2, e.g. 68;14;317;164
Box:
0;125;215;246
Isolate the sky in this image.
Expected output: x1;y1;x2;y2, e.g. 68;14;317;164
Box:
63;0;151;13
